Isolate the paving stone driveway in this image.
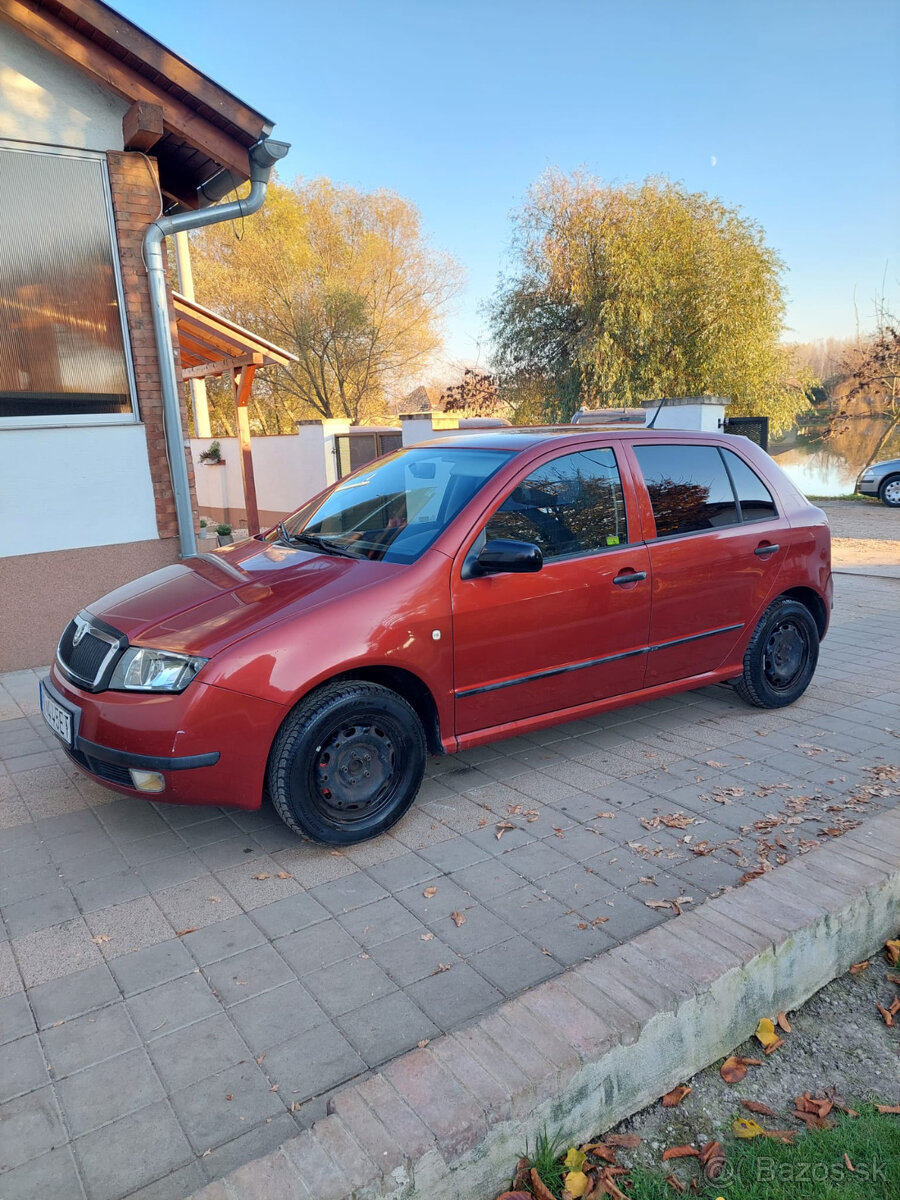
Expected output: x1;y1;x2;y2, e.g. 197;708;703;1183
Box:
1;570;899;1200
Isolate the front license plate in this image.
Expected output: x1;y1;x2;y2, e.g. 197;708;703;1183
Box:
40;682;74;748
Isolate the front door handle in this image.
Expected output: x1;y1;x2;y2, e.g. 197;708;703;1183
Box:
754;543;780;557
613;570;647;586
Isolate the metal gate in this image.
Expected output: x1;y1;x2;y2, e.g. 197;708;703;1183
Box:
724;416;769;451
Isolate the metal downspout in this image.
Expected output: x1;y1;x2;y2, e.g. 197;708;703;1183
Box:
143;139;289;558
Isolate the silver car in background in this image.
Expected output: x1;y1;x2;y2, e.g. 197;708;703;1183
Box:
857;458;900;507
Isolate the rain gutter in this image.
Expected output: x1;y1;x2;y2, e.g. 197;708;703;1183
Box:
143;138;290;558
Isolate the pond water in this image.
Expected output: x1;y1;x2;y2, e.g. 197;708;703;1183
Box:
769;415;900;497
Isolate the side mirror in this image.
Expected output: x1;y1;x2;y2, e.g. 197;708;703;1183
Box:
472;538;543;576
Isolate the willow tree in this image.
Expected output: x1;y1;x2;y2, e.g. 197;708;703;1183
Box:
490;171;811;433
190;178;462;429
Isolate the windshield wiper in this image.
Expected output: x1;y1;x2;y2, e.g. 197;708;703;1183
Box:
278;524;356;558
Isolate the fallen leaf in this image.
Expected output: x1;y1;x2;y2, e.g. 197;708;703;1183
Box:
662;1145;699;1160
596;812;615;819
269;1084;279;1092
530;1168;557;1200
844;1153;855;1172
849;960;870;975
885;939;900;967
435;962;452;973
417;1039;430;1048
660;812;694;828
876;1002;894;1027
754;1017;780;1049
495;820;515;839
275;871;292;880
699;1140;725;1181
741;1100;777;1117
645;899;673;910
450;910;466;927
720;1055;761;1084
733;1117;765;1139
664;1175;686;1193
565;1148;587;1171
662;1085;692;1107
776;1012;792;1033
420;932;434;941
581;1142;617;1163
887;973;900;985
564;1169;590;1197
225;1093;233;1101
252;873;271;880
875;1104;900;1114
496;1194;532;1200
207;895;221;903
175;927;197;937
90;934;111;944
605;1134;641;1149
423;886;438;899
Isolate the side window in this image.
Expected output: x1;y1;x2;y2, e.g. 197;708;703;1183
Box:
485;448;627;560
722;450;778;521
634;444;739;538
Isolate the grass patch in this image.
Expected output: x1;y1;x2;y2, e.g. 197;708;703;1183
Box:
520;1125;567;1195
622;1106;900;1199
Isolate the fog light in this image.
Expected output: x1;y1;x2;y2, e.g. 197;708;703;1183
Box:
129;769;165;793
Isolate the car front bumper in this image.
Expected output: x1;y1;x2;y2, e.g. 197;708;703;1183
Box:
43;667;287;810
856;475;880;497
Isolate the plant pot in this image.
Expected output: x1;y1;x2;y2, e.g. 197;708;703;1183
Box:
217;534;233;546
201;459;226;466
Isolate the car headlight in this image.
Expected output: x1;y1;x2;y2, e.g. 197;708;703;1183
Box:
109;647;208;692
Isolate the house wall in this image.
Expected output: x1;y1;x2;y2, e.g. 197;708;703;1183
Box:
0;18;129;150
0;28;193;668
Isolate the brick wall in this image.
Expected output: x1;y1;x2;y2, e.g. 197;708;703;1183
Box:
106;151;198;541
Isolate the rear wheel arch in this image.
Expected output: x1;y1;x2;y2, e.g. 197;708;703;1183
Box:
778;586;827;639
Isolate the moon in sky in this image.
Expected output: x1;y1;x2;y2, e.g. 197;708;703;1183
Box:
710;155;718;166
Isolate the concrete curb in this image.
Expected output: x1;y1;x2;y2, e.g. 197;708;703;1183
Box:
193;808;900;1200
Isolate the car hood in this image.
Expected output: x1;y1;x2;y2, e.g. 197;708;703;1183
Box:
86;538;398;658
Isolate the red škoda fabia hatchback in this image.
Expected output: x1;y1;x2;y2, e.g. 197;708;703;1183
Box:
42;429;832;845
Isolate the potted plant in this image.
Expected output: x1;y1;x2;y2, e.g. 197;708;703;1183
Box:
199;519;215;540
198;440;225;465
216;523;233;546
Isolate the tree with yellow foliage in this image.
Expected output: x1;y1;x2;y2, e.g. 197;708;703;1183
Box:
190;178;462;430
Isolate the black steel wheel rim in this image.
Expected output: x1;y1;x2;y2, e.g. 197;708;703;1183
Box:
310;719;399;825
763;619;809;690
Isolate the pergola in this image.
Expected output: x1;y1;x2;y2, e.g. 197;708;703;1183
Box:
173;291;297;535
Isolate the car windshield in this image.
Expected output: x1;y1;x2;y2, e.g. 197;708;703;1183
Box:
274;446;514;563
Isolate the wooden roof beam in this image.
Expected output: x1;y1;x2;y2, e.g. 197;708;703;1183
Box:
123;101;163;152
182;352;263;380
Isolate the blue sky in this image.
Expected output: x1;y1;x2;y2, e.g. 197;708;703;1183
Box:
129;0;900;367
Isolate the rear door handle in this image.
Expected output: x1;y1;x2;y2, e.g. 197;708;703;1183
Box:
613;570;647;585
754;543;780;557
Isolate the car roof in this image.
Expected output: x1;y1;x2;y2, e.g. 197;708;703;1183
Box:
417;427;734;453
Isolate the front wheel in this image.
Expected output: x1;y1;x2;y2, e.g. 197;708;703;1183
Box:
733;597;819;709
879;474;900;508
267;681;426;844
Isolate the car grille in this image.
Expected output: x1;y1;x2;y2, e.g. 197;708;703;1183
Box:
66;746;133;788
57;615;124;690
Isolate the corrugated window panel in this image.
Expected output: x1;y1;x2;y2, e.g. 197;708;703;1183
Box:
0;146;133;419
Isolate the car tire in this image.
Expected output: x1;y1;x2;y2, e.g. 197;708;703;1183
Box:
733;597;819;709
879;474;900;508
267;681;426;845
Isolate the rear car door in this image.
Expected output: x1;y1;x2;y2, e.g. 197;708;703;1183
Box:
628;440;786;686
451;445;652;737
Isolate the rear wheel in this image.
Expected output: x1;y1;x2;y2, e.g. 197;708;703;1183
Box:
733;597;819;709
267;681;426;845
879;474;900;507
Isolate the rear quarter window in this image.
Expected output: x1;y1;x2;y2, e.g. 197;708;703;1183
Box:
633;443;739;537
721;449;778;521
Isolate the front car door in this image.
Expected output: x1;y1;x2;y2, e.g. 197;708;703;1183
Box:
451;445;652;739
626;439;786;686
